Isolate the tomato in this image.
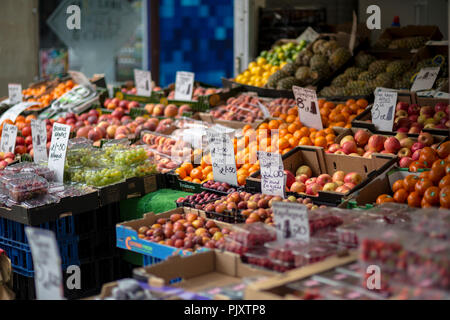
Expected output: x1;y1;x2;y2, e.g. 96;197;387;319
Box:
436;141;450;159
440;186;450;209
376;194;393;205
403;175;420;192
429;166;445;184
419;147;437;167
446;164;450;175
439;175;450;189
415;178;434;195
393;189;408;203
409;161;425;172
392;180;405;193
421;197;433;208
423;186;440;205
407;191;422;208
419;171;430;180
431;159;447;171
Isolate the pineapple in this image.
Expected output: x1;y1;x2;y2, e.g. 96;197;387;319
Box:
329;47;351;70
295;49;313;66
358;71;376;81
355;53;376;70
331;74;350;87
267;70;289;89
281;62;299;76
386;60;410;77
312;39;327;54
310;54;331;76
276;77;299;90
344;67;364;80
368;60;389;75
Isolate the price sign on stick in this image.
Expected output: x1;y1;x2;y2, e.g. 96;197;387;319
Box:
0;124;17;154
292;86;323;130
258;151;285;198
48;123;71;182
371;89;398;132
8;83;22;105
411;67;440;92
31;119;48;163
272;201;310;242
134;69;152;97
296;27;320;43
25;227;64;300
257;101;271;119
207;129;238;186
0;102;41;125
174;71;195;101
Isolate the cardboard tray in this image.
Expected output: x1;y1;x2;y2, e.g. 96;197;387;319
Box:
197;112;267;130
245;145;397;206
244;251;358;300
132;250;275;297
116;207;235;260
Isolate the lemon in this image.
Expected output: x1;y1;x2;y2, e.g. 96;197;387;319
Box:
262;71;271;79
248;62;257;69
270;66;278;73
280;61;287;68
256;57;267;66
243;70;250;78
263;64;272;71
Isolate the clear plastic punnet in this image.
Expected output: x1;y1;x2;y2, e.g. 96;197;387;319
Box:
292;241;338;268
228;222;277;248
1;173;49;202
264;239;308;263
319;283;384;300
242;248;273;270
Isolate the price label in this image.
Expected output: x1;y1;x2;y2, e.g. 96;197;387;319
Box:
134;69;152;97
293;86;323;130
296;27;319;43
48;123;71;182
258;151;285;198
68;70;94;89
174;71;195;101
207;129;238;186
8;84;22;105
411;67;440;92
31;119;48;163
25;227;64;300
0;124;17;154
272;201;310;242
0;102;41;125
257;101;271;119
371;89;398;132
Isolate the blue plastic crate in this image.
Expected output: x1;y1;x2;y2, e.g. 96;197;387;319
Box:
0;236;80;276
142;254;181;284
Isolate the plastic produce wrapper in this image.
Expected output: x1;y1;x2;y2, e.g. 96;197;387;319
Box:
0;250;15;300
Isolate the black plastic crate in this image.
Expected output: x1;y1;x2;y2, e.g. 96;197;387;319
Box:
204;210;246;224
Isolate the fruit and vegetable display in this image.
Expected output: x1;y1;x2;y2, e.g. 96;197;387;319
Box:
166;86;222;101
392;101;450;132
208;94;266;123
23;79;76;110
235;40;308;87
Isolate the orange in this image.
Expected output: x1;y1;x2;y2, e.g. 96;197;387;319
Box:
268;119;280;130
237;168;249;176
288;122;300;134
315;130;326;137
288;137;299;147
349;104;360;114
335;121;346;128
277;138;290;150
299;137;312;146
279;113;287;121
190;168;203;180
346;99;356;106
320;107;330;117
279;128;288;137
25;115;36;123
282;148;292;155
278;123;288;131
324;102;335;110
344;124;352;128
259;123;269;130
286;115;296;123
298;127;310;138
326;134;336;142
242;124;252;133
181;163;193;175
310;131;317;140
237;175;247;186
207;172;214;181
324;128;334;135
192;178;202;184
175;167;187;179
203;166;213;175
184;177;193;182
357;109;364;115
356;99;368;108
15;115;25;123
314;136;327;147
318;99;326;108
287;107;298;116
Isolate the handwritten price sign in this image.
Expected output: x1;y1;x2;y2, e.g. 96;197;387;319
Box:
174;71;195;101
293;86;323;130
272;201;310;242
207;129;238;186
48;123;71;182
31;120;48;163
258;151;285;198
8;83;23;105
134;69;152;97
371;89;398;132
411;67;440;92
0;123;18;153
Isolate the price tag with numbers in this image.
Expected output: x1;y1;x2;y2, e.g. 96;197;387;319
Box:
31;119;48;163
257;101;271;119
371;89;398;132
411;67;440;92
134;69;152;97
8;83;23;105
25;227;64;300
258;151;285;198
0;123;18;154
296;27;320;43
48;123;71;183
272;201;310;242
292;86;323;130
207;129;238;186
174;71;195;101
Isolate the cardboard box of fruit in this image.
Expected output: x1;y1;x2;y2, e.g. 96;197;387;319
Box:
132;250;275;299
245;145;397;206
116;207;234;260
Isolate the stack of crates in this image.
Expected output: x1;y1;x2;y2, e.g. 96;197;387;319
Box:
0;202;132;300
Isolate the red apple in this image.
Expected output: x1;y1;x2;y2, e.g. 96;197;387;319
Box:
290;182;306;193
368;135;385;152
411;142;425;153
296;174;309;184
396;101;409;112
296;165;312;178
384;137;401;153
316;174;332;186
306;183;321;196
399;157;413;168
332;171;345;182
354;129;370;147
341;141;357;154
344;172;362;185
284;170;295;188
408;104;420;115
411;149;421;161
328;143;340;153
397;147;412;158
417;132;434;146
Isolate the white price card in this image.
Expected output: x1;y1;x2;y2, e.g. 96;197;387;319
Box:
174;71;195;101
257;101;271;119
68;70;95;89
134;69;153;97
207;129;238;186
31;119;48;163
258;151;285;198
0;123;17;154
25;227;64;300
8;83;22;105
0;102;41;125
48;123;71;183
296;27;320;43
371;89;398;132
293;86;323;130
272;201;310;242
411;67;440;92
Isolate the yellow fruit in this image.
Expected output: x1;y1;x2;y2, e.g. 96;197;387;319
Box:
262;71;271;79
243;70;251;78
256;57;267;66
263;64;272;71
248;62;257;69
280;62;287;68
270;66;278;73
